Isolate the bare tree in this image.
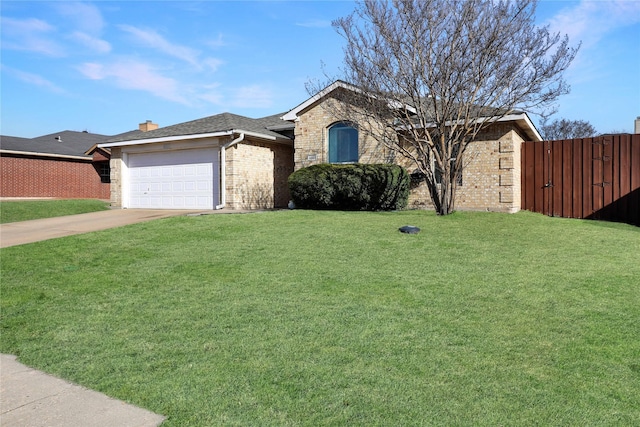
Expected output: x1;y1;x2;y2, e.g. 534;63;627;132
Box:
314;0;578;215
540;117;598;140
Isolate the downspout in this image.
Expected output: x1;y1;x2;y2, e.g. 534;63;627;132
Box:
215;132;245;209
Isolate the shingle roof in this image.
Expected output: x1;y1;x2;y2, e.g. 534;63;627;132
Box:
105;112;292;143
1;131;111;158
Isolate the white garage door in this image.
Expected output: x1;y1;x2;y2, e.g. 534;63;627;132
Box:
127;148;218;209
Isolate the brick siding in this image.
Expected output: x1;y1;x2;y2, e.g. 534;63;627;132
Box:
226;139;294;209
454;124;524;212
293;97;526;212
108;141;293;210
0;155;110;199
109;148;123;207
293;96;389;169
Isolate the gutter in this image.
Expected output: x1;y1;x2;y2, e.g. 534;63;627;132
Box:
98;131;234;148
215;132;245;210
394;112;542;142
98;129;288;149
0;149;91;161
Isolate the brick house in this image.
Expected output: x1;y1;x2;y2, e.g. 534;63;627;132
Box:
0;131;112;199
101;81;541;211
283;81;542;212
99;113;294;210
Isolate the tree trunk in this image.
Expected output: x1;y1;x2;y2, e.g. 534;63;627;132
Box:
425;177;455;215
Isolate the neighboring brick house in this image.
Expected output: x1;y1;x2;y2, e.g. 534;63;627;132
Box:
0;131;112;199
282;81;542;212
99;113;294;210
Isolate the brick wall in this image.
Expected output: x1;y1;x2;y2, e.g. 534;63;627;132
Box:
293;96;389;170
226;139;294;209
0;155;110;199
109;140;293;210
109;147;123;207
455;124;524;212
293;96;526;212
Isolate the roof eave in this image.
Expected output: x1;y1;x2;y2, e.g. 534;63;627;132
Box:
496;113;542;141
99;131;235;148
84;144;112;156
266;123;295;131
98;129;291;149
282;80;361;121
239;129;291;142
399;112;542;142
0;149;91;161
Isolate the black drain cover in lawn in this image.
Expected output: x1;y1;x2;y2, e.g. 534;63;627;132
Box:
399;225;420;234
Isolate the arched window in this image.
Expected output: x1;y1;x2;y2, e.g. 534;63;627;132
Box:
328;122;358;163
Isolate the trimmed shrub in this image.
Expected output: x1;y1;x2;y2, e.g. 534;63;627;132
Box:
288;163;409;211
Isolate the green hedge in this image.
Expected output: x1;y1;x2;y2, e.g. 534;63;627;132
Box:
288;163;409;211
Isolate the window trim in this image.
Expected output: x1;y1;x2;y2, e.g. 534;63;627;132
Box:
97;161;111;184
328;122;359;164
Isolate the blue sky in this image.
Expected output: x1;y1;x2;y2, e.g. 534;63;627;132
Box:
1;0;639;138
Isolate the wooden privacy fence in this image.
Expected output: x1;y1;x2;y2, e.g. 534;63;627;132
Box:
521;134;640;225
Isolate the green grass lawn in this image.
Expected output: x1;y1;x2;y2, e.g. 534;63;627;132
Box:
1;210;639;426
0;199;109;223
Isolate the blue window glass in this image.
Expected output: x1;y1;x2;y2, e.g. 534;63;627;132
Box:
328;123;358;163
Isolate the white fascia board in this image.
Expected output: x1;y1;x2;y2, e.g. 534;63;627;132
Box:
496;113;533;125
0;149;90;161
240;131;293;147
98;129;289;149
282;81;417;121
84;143;111;156
239;130;279;141
98;131;234;148
387;99;417;115
282;81;362;121
498;113;542;141
397;112;542;141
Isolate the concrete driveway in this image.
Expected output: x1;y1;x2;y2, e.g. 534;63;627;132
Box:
0;209;206;248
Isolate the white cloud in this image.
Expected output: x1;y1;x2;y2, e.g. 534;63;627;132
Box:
203;58;224;72
1;16;54;33
231;85;273;108
547;0;640;49
119;25;201;67
295;19;332;28
206;33;227;49
77;59;189;105
545;0;640;85
1;65;66;94
54;2;106;34
197;83;224;105
70;31;112;54
52;3;111;55
0;17;65;56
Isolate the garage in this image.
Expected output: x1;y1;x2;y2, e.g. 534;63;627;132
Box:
127;148;219;209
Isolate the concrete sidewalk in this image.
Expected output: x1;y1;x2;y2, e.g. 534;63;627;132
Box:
0;354;165;427
0;209;205;248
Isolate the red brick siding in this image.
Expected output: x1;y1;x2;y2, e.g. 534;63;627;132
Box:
92;150;110;162
0;155;110;199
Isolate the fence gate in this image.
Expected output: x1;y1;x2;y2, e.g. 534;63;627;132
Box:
521;134;640;225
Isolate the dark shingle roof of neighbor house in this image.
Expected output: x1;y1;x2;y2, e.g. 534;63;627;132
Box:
0;131;112;158
105;112;292;143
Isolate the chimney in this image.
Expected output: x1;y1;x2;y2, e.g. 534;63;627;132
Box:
139;120;158;132
635;116;640;134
